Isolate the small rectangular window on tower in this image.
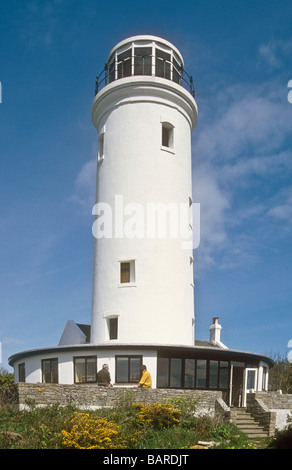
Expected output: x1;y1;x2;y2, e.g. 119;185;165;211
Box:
120;262;130;283
109;317;118;340
119;260;136;285
161;122;174;151
98;132;105;162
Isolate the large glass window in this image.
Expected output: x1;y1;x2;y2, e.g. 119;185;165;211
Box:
157;357;230;390
184;359;196;388
134;47;152;75
117;48;132;78
107;60;115;83
18;363;25;383
246;369;256;389
42;358;58;384
156;49;171;79
209;361;219;388
116;356;142;383
196;360;207;388
170;358;182;388
219;361;229;389
74;357;97;384
262;366;268;391
157;358;169;388
103;41;186;92
173;55;182;84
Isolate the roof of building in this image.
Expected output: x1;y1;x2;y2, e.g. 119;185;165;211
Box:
195;340;222;349
76;324;91;343
8;340;274;367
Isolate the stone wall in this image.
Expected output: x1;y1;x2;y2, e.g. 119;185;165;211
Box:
247;392;292;433
2;385;291;433
253;391;292;410
246;393;277;436
0;383;223;415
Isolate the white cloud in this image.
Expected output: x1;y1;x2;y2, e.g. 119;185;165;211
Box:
269;204;292;220
196;90;291;162
69;157;96;210
193;79;292;275
259;43;281;68
219;151;292;182
259;38;292;68
193;163;230;273
268;187;292;223
19;1;59;49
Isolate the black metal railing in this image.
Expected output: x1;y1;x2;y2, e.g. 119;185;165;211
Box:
94;55;195;97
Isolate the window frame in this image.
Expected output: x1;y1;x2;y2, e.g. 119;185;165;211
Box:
115;355;143;384
73;356;97;384
119;259;136;287
157;357;230;390
108;317;118;340
18;363;26;383
106;40;183;86
42;358;58;384
97;126;106;163
161;121;174;153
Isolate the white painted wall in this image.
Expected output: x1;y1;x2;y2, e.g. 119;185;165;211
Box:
272;409;292;431
12;348;157;387
90;37;198;347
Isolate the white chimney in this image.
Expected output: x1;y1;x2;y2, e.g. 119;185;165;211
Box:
209;317;221;343
209;317;228;349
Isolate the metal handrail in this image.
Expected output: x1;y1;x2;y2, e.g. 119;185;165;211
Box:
94;55;195;97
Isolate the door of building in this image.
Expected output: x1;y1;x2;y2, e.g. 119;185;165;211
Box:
242;368;258;407
229;363;244;407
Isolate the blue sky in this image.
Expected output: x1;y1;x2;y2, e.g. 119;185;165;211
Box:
1;0;292;370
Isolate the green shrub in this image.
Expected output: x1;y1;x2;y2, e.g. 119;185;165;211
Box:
268;412;292;449
0;368;14;387
167;395;199;427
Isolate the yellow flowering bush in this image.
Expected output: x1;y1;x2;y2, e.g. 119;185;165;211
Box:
133;402;181;430
61;412;123;449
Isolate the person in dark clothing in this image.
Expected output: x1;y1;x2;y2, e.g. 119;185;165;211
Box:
97;364;112;387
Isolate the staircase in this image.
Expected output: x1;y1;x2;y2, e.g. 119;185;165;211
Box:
231;408;269;438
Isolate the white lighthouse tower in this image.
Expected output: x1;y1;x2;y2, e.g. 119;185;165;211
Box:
9;35;274;401
90;35;198;347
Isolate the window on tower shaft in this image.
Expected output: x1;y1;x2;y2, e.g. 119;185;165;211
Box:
161;122;174;150
98;132;105;162
109;317;118;340
120;260;136;285
120;262;130;283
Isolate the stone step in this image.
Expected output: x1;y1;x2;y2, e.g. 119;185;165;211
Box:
235;417;258;423
237;424;266;432
236;427;268;438
231;408;269;438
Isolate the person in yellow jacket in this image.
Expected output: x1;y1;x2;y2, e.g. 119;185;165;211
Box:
134;365;152;388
